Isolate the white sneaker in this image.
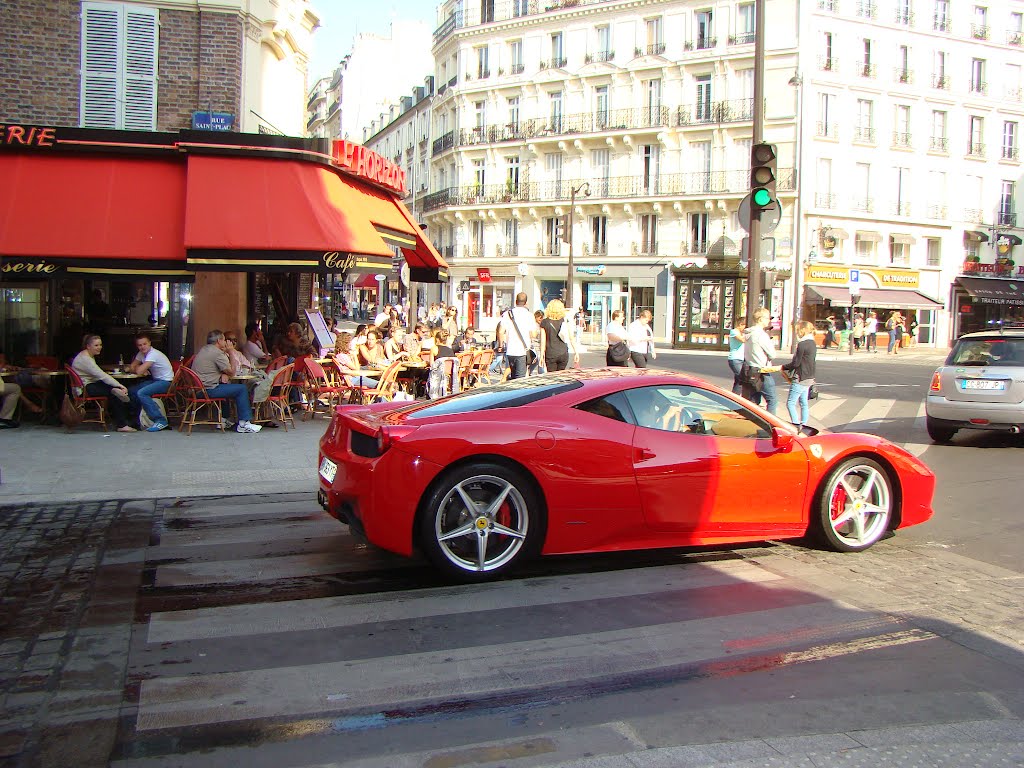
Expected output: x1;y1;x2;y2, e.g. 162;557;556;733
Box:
236;421;262;433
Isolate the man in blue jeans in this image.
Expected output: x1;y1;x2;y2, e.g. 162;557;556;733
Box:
128;332;175;432
741;308;778;414
191;330;262;433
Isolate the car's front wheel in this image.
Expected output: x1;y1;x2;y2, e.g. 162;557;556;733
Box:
926;415;957;444
419;462;545;581
816;457;894;552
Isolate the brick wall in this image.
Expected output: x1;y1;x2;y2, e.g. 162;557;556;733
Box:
0;1;242;131
0;0;81;125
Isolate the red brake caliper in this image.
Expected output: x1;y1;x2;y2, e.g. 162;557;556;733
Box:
830;485;848;521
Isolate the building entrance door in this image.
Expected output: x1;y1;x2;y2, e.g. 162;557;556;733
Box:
589;290;631;343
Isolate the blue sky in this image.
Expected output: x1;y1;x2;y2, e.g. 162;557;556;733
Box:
309;0;435;81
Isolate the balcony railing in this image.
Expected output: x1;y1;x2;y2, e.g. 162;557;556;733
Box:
933;15;951;31
852;198;874;212
929;137;948;152
892;201;912;216
818;56;839;72
817;0;838;10
420;168;797;211
1008;87;1023;102
894;8;914;24
434;0;621;44
892;131;912;147
1003;146;1020;161
931;74;950;90
999;211;1018;226
646;42;666;56
927;204;948;219
1008;31;1023;45
510;62;525;74
970;23;990;40
677;99;754;126
853;126;876;143
585;50;614;63
815;193;837;208
856;1;877;17
962;208;984;222
633;241;659;257
688;36;717;50
816;121;839;138
970;80;988;95
967;142;986;158
856;62;876;77
730;32;755;44
431;130;455;156
894;68;914;84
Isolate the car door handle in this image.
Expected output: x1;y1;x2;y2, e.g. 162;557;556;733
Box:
636;447;656;462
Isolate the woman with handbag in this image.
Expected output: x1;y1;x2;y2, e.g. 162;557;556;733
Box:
605;309;629;367
539;299;580;372
782;320;817;434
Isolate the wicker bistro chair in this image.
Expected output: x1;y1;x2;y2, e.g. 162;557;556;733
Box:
150;366;186;423
253;363;295;431
301;358;346;420
469;348;496;386
64;365;108;430
177;367;233;435
347;359;405;404
456;351;476;390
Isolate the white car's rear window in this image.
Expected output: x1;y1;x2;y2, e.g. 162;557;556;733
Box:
948;337;1024;367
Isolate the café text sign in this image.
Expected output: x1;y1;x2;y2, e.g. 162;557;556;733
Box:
0;124;57;148
1;259;62;274
331;139;407;195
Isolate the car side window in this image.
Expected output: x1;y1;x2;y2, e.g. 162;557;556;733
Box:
623;385;772;439
576;391;630;423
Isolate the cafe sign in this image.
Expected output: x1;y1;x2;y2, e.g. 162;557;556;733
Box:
331;139;407;195
1;259;62;275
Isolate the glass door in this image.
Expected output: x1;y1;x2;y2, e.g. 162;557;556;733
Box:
589;290;631;340
1;282;46;363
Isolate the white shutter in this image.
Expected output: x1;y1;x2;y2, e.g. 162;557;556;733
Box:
81;3;120;128
123;7;158;130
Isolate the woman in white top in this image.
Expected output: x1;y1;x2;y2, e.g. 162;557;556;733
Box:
605;309;629;367
71;334;137;432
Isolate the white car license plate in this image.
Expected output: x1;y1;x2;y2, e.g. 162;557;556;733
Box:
319;456;338;483
961;379;1006;391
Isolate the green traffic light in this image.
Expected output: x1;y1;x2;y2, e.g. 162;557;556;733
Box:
752;188;772;207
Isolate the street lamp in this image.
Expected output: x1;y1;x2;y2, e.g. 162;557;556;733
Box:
565;181;591;306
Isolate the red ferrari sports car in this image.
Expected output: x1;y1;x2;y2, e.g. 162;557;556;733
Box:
317;369;935;581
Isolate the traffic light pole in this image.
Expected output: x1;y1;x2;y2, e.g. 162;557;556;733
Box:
745;0;767;327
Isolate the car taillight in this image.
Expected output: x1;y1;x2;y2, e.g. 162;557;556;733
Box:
930;372;942;392
376;425;419;454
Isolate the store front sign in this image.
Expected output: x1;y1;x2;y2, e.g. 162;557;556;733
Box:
0;124;57;148
476;268;492;283
322;252;356;272
576;265;606;275
962;261;1024;277
331;139;407;195
805;266;850;284
1;259;62;274
806;265;921;288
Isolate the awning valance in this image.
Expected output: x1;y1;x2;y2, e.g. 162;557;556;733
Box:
826;228;849;240
805;285;943;310
964;230;990;244
890;234;916;245
354;272;382;289
955;276;1024;306
855;230;883;243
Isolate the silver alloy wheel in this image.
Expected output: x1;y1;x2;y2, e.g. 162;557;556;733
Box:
433;473;530;572
824;461;892;548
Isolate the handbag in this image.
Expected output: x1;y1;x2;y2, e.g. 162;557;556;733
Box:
740;363;764;392
503;310;536;366
808;384;820;400
59;393;83;430
608;341;630;363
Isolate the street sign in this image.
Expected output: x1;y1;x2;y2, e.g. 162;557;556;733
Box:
740;236;776;260
737;193;782;234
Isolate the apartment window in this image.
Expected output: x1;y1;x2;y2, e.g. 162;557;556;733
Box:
1000;181;1015;224
820;31;836;71
896;0;912;23
472;159;485;194
972;5;989;38
855;99;874;142
640;144;660;192
1004;121;1019;160
894;167;911;215
476;46;490;78
734;138;752;172
930;110;948;150
544;217;562;256
695;10;714;49
596;25;611;59
549;91;563;131
896;45;911;82
817;92;837;136
509;40;524;74
927;170;947;217
550;32;565;67
691;140;712;185
546;151;563;198
816;157;834;207
591;148;610;194
854;162;872;211
474;101;486;133
856;236;876;262
80;2;158;130
591;215;608;254
481;0;495;23
638;214;658;255
644;78;663;125
1006;64;1023;100
737;3;755;42
891;240;909;266
971;58;986;93
504;219;519;255
925;238;941;266
512;0;528;17
894;104;911;146
861;39;874;77
507;96;520;129
934;0;950;29
645;17;665;55
470;219;485;257
594;85;609;128
506;156;520;189
933;50;948;88
695;75;712;122
689;213;710;253
969;115;985;155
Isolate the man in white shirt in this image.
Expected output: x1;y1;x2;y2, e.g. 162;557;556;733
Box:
127;332;175;432
374;303;392;328
741;307;778;414
241;322;270;364
497;292;535;380
864;311;879;353
627;310;656;368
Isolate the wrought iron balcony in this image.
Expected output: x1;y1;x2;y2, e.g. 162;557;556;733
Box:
646;42;666;56
510;63;525;75
688;240;710;255
431;130;455;157
817;0;838;10
894;8;914;24
970;80;988;95
585;50;614;63
1008;31;1023;45
730;32;755;44
970;23;990;40
892;131;912;148
815;193;837;208
688;36;717;50
927;204;948;219
856;62;877;78
929;137;948;152
856;1;877;18
1003;146;1020;161
815;121;839;138
633;241;659;257
967;142;986;158
892;201;912;216
999;211;1018;226
677;99;753;126
818;56;839;72
1008;87;1023;102
962;208;984;223
931;74;950;90
853;126;876;143
852;198;874;213
933;15;951;31
894;68;914;84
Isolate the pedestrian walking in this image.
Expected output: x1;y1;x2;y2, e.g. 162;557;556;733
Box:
605;309;630;366
496;292;535;380
741;308;778;414
823;315;837;349
864;311;878;352
627;310;656;368
852;314;865;351
782;320;817;433
539;298;580;372
886;311;904;354
727;320;748;394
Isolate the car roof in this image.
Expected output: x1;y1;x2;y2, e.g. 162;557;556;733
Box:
957;329;1024;340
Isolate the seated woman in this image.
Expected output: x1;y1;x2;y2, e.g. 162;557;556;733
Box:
330;333;378;387
72;334;138;432
0;354;44;420
432;329;455;359
224;332;256;376
350;324;368;354
383;327;411;361
357;330;388;367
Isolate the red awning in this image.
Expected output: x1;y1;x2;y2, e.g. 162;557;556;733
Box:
0;153;192;277
354;272;380;289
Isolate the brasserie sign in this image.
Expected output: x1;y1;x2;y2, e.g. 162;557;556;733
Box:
331;139;407;196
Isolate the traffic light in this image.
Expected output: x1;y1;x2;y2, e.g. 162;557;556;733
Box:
750;142;778;214
559;214;571;243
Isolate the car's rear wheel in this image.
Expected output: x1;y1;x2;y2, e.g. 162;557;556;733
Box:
419;462;545;581
926;415;957;444
816;457;893;552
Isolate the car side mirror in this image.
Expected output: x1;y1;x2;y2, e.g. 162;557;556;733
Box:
771;426;795;450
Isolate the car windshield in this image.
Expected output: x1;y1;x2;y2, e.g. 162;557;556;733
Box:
948;337;1024;367
400;374;584;419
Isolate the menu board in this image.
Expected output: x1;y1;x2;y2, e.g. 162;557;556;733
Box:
303;309;334;352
